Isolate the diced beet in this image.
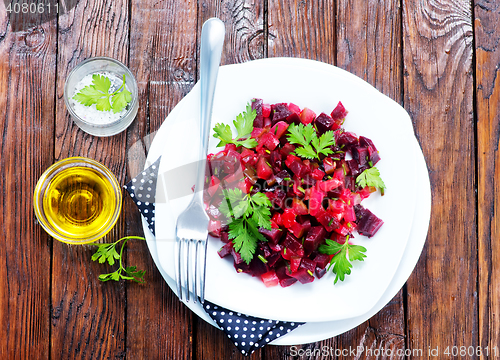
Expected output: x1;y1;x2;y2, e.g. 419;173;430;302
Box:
300;107;316;125
311;168;325;181
313;253;331;269
269;242;283;253
344;205;356;222
289;219;311;238
330;101;348;120
206;204;222;220
359;136;377;151
275;265;298;287
286;112;301;125
208;220;221;237
366;144;381;165
289;256;301;273
292;198;309;215
347;159;360;177
304;226;327;252
261;270;279;287
271;103;293;124
315;208;340;232
309;187;325;216
282;233;304;257
337;131;359;147
272;189;286;209
252;98;264;128
218;242;233;258
280;277;298;287
353;146;369;167
256;156;273;180
259;242;272;258
291;268;315;284
262;103;271;118
288;102;301;114
260;132;280;151
315;267;327;279
267;252;282;267
270;121;290;139
259;228;283;244
248;256;269;277
319;178;342;192
234;261;251;274
274;169;290;184
314;112;335;134
220;231;230;243
231;247;245;265
354;205;384;238
251;127;267;140
299;257;316;273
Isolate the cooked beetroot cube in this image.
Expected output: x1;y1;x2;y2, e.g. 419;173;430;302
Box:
353;146;369;167
313;253;331;269
315;267;327;279
259;242;272;257
262;103;271;117
304;226;327;252
314;112;335;134
272;189;286;209
346;159;360;177
271;103;293;124
270;121;289;139
337;131;359;147
259;228;283;244
300;107;316;125
275;265;289;280
220;231;230;243
231;247;245;265
286;112;301;125
267;252;282;267
218;242;233;258
252;98;264;128
274;169;290;184
299;257;316;272
291;268;315;284
261;270;279;287
359;136;377;151
330;101;348;120
269;242;283;252
248;256;269;277
289;219;311;238
366;145;381;165
354;205;384;237
315;209;340;232
280;277;298;287
282;233;305;257
344;175;355;191
234;260;250;273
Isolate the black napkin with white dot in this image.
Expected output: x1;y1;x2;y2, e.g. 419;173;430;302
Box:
124;157;304;356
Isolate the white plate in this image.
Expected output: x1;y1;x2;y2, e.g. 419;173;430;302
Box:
154;58;417;322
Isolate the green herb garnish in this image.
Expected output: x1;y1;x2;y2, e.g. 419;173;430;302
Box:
213;103;258;148
91;236;146;283
73;73;132;113
319;237;367;284
219;188;272;264
356;167;386;194
286;123;336;160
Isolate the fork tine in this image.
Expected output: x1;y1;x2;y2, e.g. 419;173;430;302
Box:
185;239;191;302
189;239;198;303
198;240;208;303
174;237;182;301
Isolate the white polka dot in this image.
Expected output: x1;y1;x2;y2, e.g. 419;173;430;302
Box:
249;341;254;346
279;326;284;330
260;320;265;324
234;342;238;346
234;334;238;339
235;327;239;331
250;334;254;338
130;193;134;197
259;327;263;330
228;319;232;323
287;329;291;333
123;185;128;189
131;186;135;190
241;350;245;354
291;322;295;326
145;202;149;205
132;178;136;182
212;312;216;316
236;319;240;323
139;186;144;191
152;165;156;169
142;172;146;176
221;311;225;316
147;187;152;191
152;217;155;221
144;209;148;213
137;201;142;205
149;180;153;184
251;328;255;331
141;179;145;183
237;313;241;316
220;319;224;323
268;320;273;323
227;326;231;331
265;338;270;342
267;326;271;331
146;194;151;198
242;334;246;338
252;321;256;325
243;327;247;331
138;193;142;198
269;331;273;335
277;333;281;337
229;312;233;316
244;320;248;324
241;342;245;346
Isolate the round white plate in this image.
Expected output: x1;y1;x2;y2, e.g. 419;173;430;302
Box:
154;58;417;322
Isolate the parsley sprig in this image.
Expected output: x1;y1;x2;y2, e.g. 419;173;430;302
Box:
356;167;386;194
91;236;146;283
219;188;272;264
73;73;132;113
286;123;336;160
319;237;367;284
213;103;258;149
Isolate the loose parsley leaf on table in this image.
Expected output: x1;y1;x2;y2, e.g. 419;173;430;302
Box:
219;188;272;264
286;123;336;160
73;73;132;113
91;236;146;283
356;167;386;194
213;103;258;149
319;237;367;284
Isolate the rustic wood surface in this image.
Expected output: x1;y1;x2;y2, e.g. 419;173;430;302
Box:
0;0;497;359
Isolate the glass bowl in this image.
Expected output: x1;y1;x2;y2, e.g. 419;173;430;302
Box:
64;57;139;136
33;157;122;244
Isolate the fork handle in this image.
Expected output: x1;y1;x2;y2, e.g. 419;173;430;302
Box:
195;18;225;204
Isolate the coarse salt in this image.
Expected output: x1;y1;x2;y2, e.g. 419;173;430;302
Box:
70;71;130;125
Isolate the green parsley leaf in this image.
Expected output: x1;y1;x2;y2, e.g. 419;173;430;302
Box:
319;238;367;284
73;73;132;113
286;123;336;160
91;236;146;283
356;167;386;193
213;103;258;149
220;189;273;264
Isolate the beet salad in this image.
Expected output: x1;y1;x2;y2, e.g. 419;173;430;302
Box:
203;99;385;287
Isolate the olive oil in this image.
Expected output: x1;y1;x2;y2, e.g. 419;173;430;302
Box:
42;166;117;239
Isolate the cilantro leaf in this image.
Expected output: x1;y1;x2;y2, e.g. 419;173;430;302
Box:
356;167;386;193
91;236;146;283
220;188;273;264
73;73;132;113
213;103;258;149
319;238;367;284
287;123;336;160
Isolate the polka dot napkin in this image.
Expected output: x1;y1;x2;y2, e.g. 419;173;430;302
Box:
124;157;304;356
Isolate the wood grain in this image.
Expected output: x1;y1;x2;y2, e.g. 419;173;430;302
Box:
335;1;406;358
125;0;198;358
51;0;130;358
265;0;336;358
0;9;56;359
402;0;477;357
195;1;265;359
475;0;500;357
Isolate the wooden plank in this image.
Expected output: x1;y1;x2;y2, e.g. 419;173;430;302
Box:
335;1;406;358
125;0;198;358
475;0;500;356
195;1;265;359
265;0;336;358
0;8;56;359
402;0;477;357
51;1;130;358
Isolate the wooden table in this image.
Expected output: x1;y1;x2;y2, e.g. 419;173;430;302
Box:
0;0;496;358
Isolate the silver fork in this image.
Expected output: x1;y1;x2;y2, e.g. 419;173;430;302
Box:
175;18;225;303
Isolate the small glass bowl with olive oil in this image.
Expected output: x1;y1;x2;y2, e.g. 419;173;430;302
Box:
34;157;122;244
